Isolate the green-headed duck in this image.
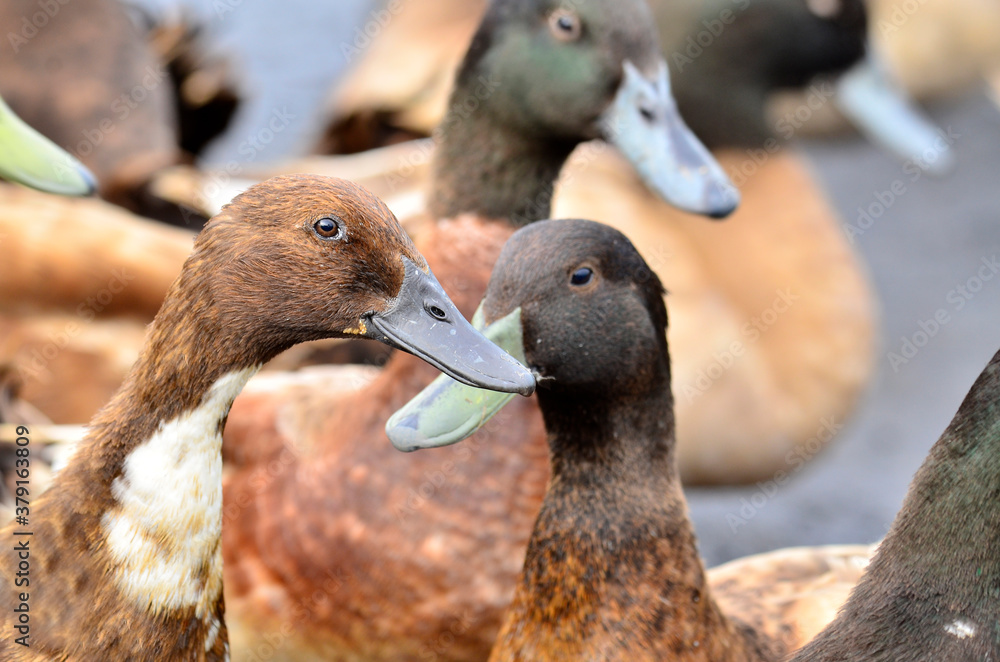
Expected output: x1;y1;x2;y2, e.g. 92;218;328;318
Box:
788;349;1000;661
220;1;738;660
0;174;533;660
387;218;868;660
554;0;950;483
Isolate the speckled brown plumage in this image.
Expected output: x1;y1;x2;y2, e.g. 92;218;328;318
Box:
0;175;444;660
473;219;776;661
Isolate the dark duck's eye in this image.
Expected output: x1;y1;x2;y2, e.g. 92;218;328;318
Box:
548;8;582;42
570;267;594;286
313;217;344;240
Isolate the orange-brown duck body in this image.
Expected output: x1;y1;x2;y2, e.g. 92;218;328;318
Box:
389;219;787;660
0;174;531;660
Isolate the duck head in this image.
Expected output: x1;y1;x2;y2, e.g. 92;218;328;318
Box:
435;0;739;220
671;0;952;173
197;174;534;394
0;94;96;195
388;218;667;450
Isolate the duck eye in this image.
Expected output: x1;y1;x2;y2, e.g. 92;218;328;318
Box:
314;217;344;240
548;8;582;42
570;267;593;286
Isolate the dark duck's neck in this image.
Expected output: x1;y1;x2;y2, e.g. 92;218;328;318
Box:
428;27;578;225
792;351;1000;662
493;356;777;661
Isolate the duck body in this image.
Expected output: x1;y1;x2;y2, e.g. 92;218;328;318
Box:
389;219;787;660
221;1;739;659
0;174;532;659
790;350;1000;662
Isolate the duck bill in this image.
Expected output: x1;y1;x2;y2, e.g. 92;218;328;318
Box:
600;60;740;219
834;46;955;176
366;258;534;397
386;306;526;452
0;96;97;196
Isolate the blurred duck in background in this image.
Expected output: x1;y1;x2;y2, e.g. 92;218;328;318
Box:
0;0;184;223
0;95;96;196
0;92;96;427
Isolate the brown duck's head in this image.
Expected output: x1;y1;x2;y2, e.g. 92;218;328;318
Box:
450;0;740;217
387;218;668;451
193;174;534;394
481;218;668;395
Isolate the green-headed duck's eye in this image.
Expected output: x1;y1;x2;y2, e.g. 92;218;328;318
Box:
314;217;344;241
548;8;582;42
570;267;593;286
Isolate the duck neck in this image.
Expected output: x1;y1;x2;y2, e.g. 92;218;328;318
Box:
803;355;1000;658
507;374;772;659
62;267;282;618
540;386;678;492
429;93;577;226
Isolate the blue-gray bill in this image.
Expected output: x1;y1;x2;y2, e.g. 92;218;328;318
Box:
601;60;740;219
0;95;96;196
386;306;526;452
367;259;534;397
835;47;955;177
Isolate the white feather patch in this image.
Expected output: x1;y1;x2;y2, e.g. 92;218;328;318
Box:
945;619;977;639
101;367;260;616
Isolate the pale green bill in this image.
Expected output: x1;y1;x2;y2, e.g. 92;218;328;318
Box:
0;95;96;196
386;306;527;452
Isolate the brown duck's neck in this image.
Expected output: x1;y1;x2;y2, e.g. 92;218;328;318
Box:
86;275;275;459
496;387;774;660
428;101;577;226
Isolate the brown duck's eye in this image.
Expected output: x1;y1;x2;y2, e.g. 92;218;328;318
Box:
570;267;594;286
314;217;344;240
548;8;582;42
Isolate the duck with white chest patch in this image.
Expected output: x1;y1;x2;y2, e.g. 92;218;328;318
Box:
0;174;533;661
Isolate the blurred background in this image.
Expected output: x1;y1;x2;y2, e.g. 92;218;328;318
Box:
1;0;998;572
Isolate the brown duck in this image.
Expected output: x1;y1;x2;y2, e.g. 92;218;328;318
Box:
387;218;857;660
0;174;532;660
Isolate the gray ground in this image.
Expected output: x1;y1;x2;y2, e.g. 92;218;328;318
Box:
689;88;1000;566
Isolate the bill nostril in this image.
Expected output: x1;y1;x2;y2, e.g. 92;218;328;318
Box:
427;304;448;321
